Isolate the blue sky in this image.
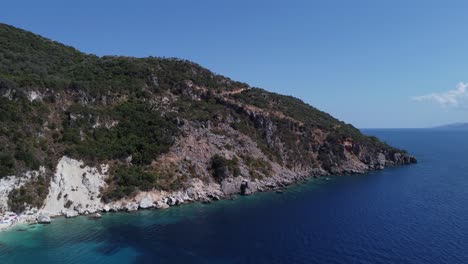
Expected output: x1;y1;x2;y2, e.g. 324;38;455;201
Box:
2;0;468;128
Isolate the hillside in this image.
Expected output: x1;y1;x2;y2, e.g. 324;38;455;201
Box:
0;23;416;219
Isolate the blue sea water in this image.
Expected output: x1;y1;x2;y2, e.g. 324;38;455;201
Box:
1;129;468;264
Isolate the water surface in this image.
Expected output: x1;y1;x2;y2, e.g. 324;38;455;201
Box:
1;129;467;263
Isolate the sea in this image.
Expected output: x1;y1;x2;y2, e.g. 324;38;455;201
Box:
0;129;467;264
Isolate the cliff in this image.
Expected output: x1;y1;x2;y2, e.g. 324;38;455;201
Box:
0;23;416;221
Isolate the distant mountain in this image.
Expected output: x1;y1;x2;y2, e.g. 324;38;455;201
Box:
433;123;468;130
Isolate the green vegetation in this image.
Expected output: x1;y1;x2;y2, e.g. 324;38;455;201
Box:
211;154;240;182
102;164;186;202
0;23;411;208
102;166;159;202
0;153;15;178
172;96;228;123
230;88;401;169
242;155;272;179
62;99;178;165
0;23;247;96
231;88;338;129
8;175;49;213
0;95;48;178
230;112;283;163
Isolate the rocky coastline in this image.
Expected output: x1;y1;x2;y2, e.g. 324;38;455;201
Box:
0;153;415;232
0;24;419;233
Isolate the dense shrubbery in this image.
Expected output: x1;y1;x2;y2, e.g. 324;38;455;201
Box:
102;166;158;202
63;99;178;165
0;95;48;177
0;153;15;178
102;164;185;202
173;97;228;123
0;23;247;96
8;175;49;213
211;154;240;182
232;88;338;130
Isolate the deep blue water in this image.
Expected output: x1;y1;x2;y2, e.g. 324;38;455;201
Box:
1;129;468;264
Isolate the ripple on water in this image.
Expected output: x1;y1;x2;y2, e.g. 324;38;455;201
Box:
1;130;468;264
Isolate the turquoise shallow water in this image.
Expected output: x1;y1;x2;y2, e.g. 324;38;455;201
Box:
1;129;468;263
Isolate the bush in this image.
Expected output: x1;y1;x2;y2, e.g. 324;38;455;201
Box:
0;153;15;178
211;154;240;182
242;155;272;179
8;176;49;213
63;100;178;165
102;165;169;202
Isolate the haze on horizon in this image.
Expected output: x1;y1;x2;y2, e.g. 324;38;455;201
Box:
2;0;468;128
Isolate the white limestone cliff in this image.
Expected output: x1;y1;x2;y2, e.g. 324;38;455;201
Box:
41;156;109;216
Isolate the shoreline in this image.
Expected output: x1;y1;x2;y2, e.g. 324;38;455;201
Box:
0;162;414;234
0;173;324;233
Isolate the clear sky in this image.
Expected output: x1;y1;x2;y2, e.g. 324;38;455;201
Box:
2;0;468;128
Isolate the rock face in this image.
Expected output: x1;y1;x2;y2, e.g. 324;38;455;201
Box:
89;213;102;219
0;176;30;212
64;210;79;218
139;197;154;209
125;203;139;212
37;213;51;224
155;201;169;209
0;168;46;212
41;157;108;216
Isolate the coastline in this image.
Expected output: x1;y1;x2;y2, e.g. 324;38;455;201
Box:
0;159;415;234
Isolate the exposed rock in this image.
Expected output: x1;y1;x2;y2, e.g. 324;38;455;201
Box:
64;210;78;218
377;153;386;169
0;169;44;213
41;157;108;217
139;197;154;209
103;205;110;212
166;197;177;206
26;90;42;102
37;213;51;224
155;201;169;209
240;180;249;195
125;203;138;212
89;213;102;219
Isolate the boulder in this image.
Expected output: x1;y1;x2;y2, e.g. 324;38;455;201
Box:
240;180;249;195
37;213;51;224
103;205;110;212
167;197;176;206
377;153;386;169
139;197;154;209
200;197;212;204
155;201;169;209
125;202;138;212
89;213;102;219
64;210;78;218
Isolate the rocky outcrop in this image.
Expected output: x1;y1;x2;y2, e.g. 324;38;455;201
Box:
0;168;46;212
65;210;79;218
41;157;109;216
139;197;154;209
89;213;102;219
37;213;51;224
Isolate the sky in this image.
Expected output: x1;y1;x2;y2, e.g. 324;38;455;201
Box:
2;0;468;128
